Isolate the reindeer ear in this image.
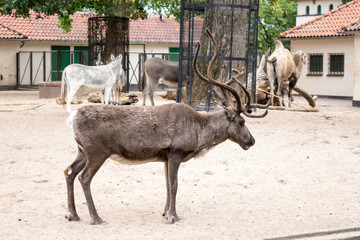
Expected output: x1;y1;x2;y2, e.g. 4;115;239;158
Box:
224;107;236;121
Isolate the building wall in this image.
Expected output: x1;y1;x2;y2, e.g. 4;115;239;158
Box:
0;40;178;89
353;34;360;105
296;0;342;25
0;40;20;89
290;37;354;97
18;41;88;86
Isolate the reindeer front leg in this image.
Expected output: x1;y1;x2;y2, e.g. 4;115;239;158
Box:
163;162;170;217
164;152;183;224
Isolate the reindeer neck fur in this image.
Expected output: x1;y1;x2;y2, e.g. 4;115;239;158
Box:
195;109;231;152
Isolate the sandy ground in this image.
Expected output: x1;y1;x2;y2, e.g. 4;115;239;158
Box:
0;90;360;240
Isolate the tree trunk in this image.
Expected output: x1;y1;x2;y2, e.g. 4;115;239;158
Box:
102;0;129;63
191;0;249;106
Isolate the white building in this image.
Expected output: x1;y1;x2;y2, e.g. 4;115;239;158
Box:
296;0;342;25
0;13;195;90
281;0;360;107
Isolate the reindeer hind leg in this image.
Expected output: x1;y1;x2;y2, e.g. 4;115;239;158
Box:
78;153;108;225
64;147;87;222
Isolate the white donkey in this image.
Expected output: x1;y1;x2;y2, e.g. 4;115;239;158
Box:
61;54;125;113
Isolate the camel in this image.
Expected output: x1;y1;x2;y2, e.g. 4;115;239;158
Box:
266;40;297;107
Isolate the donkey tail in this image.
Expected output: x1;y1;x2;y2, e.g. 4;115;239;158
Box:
139;66;146;91
60;68;67;108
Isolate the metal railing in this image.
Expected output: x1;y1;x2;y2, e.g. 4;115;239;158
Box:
16;50;88;89
16;50;179;91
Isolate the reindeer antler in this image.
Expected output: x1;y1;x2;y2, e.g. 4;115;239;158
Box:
231;69;270;118
193;29;243;113
193;28;269;118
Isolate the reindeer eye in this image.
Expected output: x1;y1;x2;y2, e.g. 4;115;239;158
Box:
239;118;245;126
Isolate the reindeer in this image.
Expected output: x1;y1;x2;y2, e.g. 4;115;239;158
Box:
60;54;125;113
266;40;297;107
64;29;270;225
141;57;179;106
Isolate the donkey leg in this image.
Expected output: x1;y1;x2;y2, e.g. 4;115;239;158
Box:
142;83;151;106
149;88;155;106
104;87;111;105
78;154;108;225
64;148;87;222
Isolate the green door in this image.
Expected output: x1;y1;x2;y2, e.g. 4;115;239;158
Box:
169;48;179;62
51;46;70;81
74;46;89;65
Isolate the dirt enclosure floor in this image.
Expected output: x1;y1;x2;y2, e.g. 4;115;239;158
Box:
1;91;360;240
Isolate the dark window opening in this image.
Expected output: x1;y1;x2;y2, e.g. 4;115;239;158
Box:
329;54;344;74
309;54;323;75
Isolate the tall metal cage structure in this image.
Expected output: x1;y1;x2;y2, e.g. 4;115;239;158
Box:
177;0;260;111
88;17;130;92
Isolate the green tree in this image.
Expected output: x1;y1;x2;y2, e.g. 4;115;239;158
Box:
258;0;297;52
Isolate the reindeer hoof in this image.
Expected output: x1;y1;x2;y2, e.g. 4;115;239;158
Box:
167;215;182;224
65;213;80;222
89;219;107;225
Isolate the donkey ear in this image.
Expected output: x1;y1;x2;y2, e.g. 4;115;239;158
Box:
224;107;236;121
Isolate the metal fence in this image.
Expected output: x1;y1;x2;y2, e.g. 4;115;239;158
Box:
16;50;88;89
16;50;179;91
178;0;260;111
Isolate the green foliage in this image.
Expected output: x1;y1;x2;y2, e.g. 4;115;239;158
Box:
0;0;180;33
0;0;298;52
258;0;297;52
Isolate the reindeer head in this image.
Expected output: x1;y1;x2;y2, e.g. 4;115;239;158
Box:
193;29;270;150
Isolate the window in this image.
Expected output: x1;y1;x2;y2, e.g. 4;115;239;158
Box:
74;46;89;65
306;6;310;15
329;4;334;11
317;5;321;14
51;46;70;81
308;54;323;75
169;47;179;62
329;53;344;75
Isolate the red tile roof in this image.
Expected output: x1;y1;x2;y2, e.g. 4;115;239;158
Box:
130;15;180;43
0;12;202;43
0;24;24;39
280;0;360;39
343;18;360;32
0;12;90;41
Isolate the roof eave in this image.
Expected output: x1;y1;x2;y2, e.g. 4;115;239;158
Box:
280;35;354;40
339;30;360;34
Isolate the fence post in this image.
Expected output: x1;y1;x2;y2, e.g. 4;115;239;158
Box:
30;52;33;86
16;52;20;88
43;52;46;82
57;51;60;81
